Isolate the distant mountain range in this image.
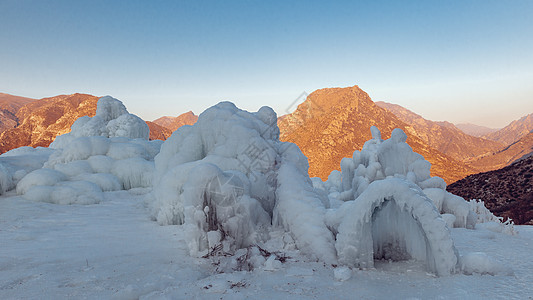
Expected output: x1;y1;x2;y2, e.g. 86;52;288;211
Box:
1;90;531;184
153;112;198;132
469;131;533;171
455;123;499;137
482;113;533;145
375;102;504;162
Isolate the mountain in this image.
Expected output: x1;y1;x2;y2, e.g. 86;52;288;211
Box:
376;102;504;162
447;155;533;225
0;93;37;133
0;94;99;153
0;93;195;153
483;113;533;145
455;123;499;137
278;85;476;184
468;131;533;172
153;111;198;132
146;121;173;141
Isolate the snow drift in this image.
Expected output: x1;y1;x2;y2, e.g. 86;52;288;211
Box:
13;96;161;204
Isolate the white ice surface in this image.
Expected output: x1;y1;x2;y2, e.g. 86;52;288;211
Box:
1;191;532;299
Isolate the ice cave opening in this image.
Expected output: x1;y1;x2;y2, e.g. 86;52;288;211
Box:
371;198;430;267
335;178;458;276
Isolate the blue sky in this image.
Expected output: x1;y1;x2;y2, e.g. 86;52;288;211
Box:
1;0;532;128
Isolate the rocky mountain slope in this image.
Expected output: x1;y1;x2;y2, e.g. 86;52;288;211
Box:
448;155;533;225
376;102;504;162
153;111;198;132
455;123;499;137
483;113;533;145
0;93;177;153
146;121;173;141
0;94;100;153
0;93;37;133
468;131;533;171
278;85;476;183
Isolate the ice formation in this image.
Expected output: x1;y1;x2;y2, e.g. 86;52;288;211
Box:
149;103;467;275
317;127;480;275
327;178;458;276
1;98;486;277
459;252;513;275
323;127;476;229
0;146;55;194
13;96;161;204
150;102;336;262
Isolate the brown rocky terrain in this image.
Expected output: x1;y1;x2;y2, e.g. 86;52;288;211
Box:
153;111;198;132
146;121;173;141
0;93;180;152
455;123;499;137
447;155;533;225
278;85;476;184
0;93;37;133
0;94;100;153
469;131;533;172
376;102;504;162
483;113;533;145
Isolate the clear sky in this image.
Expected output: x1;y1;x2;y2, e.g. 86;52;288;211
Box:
1;0;532;128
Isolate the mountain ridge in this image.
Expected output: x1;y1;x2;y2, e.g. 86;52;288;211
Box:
375;101;504;163
153;112;198;132
0;93;37;133
455;123;499;137
483;113;533;145
278;85;476;184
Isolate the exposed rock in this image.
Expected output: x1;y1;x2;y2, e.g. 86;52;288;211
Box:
0;94;99;153
483;113;533;145
0;93;37;133
153;111;198;132
469;132;533;172
146;121;172;141
376;101;504;162
278;85;476;184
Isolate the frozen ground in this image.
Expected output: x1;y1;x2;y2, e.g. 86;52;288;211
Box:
1;190;532;300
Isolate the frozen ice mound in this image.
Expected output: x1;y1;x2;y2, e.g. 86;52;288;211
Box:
460;252;513;275
0;146;55;195
14;96;159;204
319;126;478;275
149;103;469;275
322;126;476;229
150;102;337;262
328;178;459;276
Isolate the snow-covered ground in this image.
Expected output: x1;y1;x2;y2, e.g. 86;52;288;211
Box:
1;190;532;300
